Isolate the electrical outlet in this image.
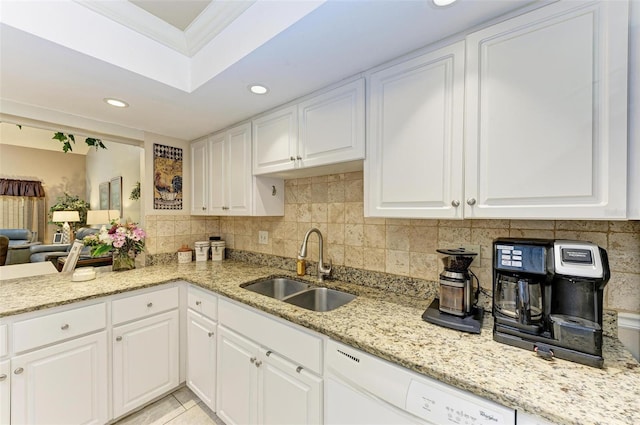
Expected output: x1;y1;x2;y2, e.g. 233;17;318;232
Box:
258;231;269;245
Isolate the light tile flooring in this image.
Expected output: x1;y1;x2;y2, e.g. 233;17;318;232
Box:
114;387;226;425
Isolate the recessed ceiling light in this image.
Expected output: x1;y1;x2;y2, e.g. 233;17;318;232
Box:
433;0;457;6
104;98;129;108
249;85;269;95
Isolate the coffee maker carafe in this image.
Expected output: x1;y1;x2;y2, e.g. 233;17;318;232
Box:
422;248;484;334
492;238;610;368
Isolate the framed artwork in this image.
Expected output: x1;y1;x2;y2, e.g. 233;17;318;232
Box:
153;143;183;210
52;233;63;244
99;182;110;210
110;176;123;218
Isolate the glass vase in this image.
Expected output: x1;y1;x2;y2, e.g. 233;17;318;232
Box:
112;250;135;271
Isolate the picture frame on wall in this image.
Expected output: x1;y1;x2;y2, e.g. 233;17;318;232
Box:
110;176;123;218
99;182;110;210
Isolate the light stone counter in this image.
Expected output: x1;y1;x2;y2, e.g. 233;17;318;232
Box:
1;260;638;425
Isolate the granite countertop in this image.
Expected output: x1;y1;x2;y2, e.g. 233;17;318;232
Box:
1;260;638;425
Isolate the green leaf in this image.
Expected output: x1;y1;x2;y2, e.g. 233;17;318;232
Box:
53;132;67;142
92;245;112;257
16;124;22;130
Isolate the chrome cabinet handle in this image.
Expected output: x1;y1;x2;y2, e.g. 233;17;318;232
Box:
296;156;302;160
467;198;477;206
60;324;69;330
296;366;303;373
195;301;202;306
290;156;296;161
250;357;256;364
116;336;122;342
266;351;272;357
255;360;262;367
451;200;460;207
0;374;7;381
202;206;206;210
208;331;214;337
14;368;24;375
147;302;153;308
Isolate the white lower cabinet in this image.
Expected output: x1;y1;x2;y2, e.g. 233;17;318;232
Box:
217;298;323;425
0;360;10;425
10;331;108;425
186;310;217;411
112;309;179;418
217;326;322;425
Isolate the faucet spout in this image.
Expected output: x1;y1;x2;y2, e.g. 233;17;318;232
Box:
299;227;332;282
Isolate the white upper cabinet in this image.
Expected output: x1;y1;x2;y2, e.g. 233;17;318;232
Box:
253;79;365;176
252;106;299;175
297;79;365;169
192;123;284;216
464;0;629;219
365;42;466;219
190;137;209;215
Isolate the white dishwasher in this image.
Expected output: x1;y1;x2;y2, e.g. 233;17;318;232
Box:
325;340;516;425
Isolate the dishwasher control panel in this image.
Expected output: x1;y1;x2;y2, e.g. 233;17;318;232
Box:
406;379;515;425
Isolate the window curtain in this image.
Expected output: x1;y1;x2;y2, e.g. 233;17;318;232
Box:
0;179;45;197
0;179;46;241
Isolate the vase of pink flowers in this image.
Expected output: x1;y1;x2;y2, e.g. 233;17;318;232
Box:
84;222;146;271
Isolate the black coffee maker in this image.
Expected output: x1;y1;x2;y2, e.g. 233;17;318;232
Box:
492;238;610;368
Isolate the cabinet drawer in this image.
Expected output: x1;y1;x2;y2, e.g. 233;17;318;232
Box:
219;298;322;375
112;286;179;325
13;303;106;353
188;286;217;320
0;324;7;357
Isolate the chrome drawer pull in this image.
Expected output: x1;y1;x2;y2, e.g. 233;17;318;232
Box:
0;374;6;381
250;357;256;364
147;302;153;308
196;301;202;306
14;368;24;375
116;336;123;342
255;360;262;367
208;331;214;337
60;324;70;330
266;351;272;357
296;366;303;373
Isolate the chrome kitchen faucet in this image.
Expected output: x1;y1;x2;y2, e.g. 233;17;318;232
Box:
299;228;332;282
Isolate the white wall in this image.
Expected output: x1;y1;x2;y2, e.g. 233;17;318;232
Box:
86;142;143;224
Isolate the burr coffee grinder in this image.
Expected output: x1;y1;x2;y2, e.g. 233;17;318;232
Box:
422;248;484;334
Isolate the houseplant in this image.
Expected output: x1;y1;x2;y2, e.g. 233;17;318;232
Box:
83;221;146;271
49;193;90;230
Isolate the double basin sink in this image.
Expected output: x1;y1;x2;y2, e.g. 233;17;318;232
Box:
242;277;356;312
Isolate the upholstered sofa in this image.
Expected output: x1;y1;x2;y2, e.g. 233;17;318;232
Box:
29;227;99;263
0;229;41;265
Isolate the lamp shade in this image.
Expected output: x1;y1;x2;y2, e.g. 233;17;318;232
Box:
52;210;80;223
86;210;120;225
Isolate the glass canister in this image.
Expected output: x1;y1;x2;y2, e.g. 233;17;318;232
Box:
194;241;210;262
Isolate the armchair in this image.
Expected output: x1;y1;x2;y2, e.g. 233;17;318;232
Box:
30;227;99;263
0;229;42;265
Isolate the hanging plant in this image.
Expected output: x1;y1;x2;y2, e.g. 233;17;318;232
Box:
129;181;141;201
53;132;107;153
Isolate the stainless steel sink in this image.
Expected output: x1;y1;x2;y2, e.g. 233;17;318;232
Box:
283;287;356;312
243;278;311;300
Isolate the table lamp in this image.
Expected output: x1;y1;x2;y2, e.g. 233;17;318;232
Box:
52;211;80;244
86;210;120;231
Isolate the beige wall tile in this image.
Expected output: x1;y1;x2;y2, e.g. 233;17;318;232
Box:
328;203;345;223
363;247;386;272
364;224;386;248
556;220;608;232
345;224;364;247
297;204;311;222
438;226;471;246
510;220;554;230
157;235;176;253
386;250;410;276
328;181;345;203
311;182;328;203
345;179;363;202
311;203;328;223
157;220;176;237
471;219;509;229
297;184;312;204
328;223;345;245
344;245;363;268
272;239;285;257
409;226;438;253
410;219;438;227
387;225;410;251
609;221;640;233
328;244;345;266
175;219;191;236
509;229;554;240
364;217;386;225
608;232;640;273
345;202;364;224
409;252;438;281
555;231;607;248
284;204;297;222
606;272;640;312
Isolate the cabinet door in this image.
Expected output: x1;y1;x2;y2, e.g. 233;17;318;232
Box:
11;332;108;425
191;137;209;215
217;326;259;425
252;105;298;175
258;349;322;425
298;79;365;169
227;123;253;216
208;131;227;215
464;0;629;219
186;310;217;411
0;360;10;425
112;310;179;419
365;41;465;218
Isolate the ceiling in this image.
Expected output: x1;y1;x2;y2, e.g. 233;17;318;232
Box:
0;0;540;143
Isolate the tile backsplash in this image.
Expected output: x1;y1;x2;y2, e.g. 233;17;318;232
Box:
144;171;640;314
